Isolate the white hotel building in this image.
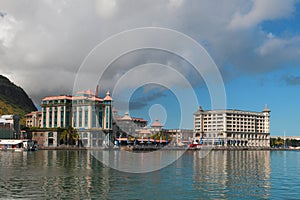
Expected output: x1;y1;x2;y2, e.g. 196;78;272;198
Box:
193;106;270;147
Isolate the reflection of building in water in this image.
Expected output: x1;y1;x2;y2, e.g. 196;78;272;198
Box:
27;88;113;147
193;151;271;199
37;151;108;199
193;106;271;147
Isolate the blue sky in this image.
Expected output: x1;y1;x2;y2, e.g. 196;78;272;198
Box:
0;0;300;136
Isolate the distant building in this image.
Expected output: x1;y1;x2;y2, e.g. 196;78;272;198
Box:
150;118;163;132
113;110;147;128
0;115;20;139
193;105;271;147
29;89;113;147
136;118;165;137
112;110;167;138
163;129;193;146
112;110;148;137
26;111;42;127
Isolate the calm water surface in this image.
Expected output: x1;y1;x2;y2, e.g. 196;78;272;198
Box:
0;150;299;199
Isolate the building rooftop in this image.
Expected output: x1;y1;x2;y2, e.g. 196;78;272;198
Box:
194;106;270;115
103;91;113;101
151;118;163;127
120;112;132;120
41;89;112;103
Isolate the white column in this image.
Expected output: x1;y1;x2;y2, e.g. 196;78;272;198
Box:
46;107;50;128
88;105;92;129
57;106;61;127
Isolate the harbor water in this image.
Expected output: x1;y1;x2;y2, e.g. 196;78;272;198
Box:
0;150;299;199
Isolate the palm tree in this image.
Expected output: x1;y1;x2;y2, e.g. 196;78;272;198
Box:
60;126;79;146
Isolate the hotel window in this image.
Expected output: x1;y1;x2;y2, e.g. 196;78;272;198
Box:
98;110;103;128
73;108;77;127
106;107;109;128
84;106;89;127
79;107;83;127
60;107;64;126
92;107;97;128
83;132;88;138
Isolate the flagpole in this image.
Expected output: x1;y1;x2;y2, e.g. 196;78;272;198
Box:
284;130;286;148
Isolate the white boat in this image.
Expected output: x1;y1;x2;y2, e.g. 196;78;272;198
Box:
0;139;38;151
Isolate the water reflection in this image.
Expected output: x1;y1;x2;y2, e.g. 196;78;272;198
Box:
0;151;110;199
193;150;271;199
91;149;186;173
1;150;298;199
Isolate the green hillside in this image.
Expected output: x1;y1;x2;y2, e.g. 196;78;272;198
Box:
0;98;28;116
0;75;37;124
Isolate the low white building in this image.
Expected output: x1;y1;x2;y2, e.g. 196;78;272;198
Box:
193;106;271;147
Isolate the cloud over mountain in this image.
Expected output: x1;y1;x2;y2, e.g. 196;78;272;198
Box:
0;0;299;107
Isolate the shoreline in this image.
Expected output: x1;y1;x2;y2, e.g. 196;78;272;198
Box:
37;146;300;151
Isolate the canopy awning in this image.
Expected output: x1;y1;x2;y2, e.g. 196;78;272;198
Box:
0;140;24;145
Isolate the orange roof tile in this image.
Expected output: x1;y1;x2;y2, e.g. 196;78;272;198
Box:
151;118;163;127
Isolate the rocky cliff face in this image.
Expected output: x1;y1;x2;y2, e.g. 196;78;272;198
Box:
0;75;37;117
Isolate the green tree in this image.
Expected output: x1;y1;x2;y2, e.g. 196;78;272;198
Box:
272;137;284;147
60;126;79;146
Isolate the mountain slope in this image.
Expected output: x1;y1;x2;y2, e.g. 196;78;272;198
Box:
0;75;37;121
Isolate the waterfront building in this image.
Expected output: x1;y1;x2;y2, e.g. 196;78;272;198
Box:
0;114;20;139
113;110;147;128
136;118;165;138
40;90;112;130
26;111;42;127
112;110;168;139
193;105;271;147
112;110;148;137
150;118;163;133
163;129;193;146
30;130;60;147
30;89;113;147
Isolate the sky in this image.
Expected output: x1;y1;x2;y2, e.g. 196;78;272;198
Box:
0;0;300;136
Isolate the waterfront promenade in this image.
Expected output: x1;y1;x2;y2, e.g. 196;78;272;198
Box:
38;145;298;151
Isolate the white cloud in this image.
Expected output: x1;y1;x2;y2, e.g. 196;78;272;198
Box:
95;0;117;18
0;0;299;104
228;0;295;30
257;35;300;58
0;14;20;48
168;0;183;10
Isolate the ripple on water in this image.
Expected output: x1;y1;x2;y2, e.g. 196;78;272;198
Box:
0;150;299;199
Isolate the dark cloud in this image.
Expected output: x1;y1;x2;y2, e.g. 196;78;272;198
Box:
114;88;168;111
0;0;300;107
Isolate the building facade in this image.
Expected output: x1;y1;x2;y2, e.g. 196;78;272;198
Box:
193;106;270;147
26;111;42;127
30;89;113;147
40;90;112;130
0;115;20;139
164;129;193;146
112;110;148;137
